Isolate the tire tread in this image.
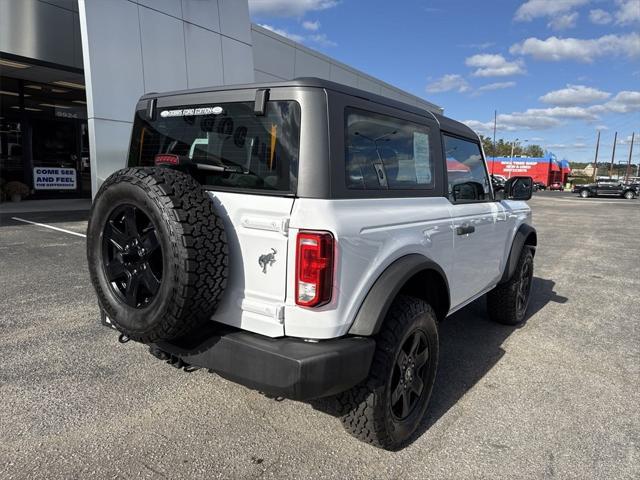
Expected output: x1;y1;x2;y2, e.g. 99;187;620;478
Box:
88;167;228;343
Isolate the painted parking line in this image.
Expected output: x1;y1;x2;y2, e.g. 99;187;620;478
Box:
11;216;87;238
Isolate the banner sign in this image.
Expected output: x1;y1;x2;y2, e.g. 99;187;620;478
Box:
501;160;538;174
33;167;77;190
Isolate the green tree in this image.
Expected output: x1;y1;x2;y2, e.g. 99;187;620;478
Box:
525;145;544;157
479;135;545;158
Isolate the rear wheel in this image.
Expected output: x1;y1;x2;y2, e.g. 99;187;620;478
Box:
337;295;438;450
487;247;534;326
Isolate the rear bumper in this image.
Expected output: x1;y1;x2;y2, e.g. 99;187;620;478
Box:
154;324;375;400
102;311;376;400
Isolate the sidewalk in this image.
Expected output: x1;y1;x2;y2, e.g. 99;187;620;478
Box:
0;198;92;214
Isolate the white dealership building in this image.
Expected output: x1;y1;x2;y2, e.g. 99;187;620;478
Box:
0;0;441;199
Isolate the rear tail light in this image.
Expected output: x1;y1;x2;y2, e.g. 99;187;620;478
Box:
154;153;180;166
295;231;334;307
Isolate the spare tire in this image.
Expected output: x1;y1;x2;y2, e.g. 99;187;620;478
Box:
87;167;228;343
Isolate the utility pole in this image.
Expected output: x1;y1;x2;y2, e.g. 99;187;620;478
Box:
509;138;519;179
608;131;617;178
492;109;497;175
510;138;518;159
592;131;600;181
625;132;634;183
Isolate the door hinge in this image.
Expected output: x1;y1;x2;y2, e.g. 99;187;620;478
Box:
241;216;290;236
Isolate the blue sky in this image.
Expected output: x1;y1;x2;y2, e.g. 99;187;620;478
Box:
249;0;640;165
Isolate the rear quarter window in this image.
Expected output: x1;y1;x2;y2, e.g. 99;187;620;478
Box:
128;101;301;194
344;108;434;191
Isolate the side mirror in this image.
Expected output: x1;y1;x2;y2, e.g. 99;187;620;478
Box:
504;176;533;200
452;181;485;202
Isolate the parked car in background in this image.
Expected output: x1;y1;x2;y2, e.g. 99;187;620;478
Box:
627;183;640;195
549;182;564;191
577;180;637;199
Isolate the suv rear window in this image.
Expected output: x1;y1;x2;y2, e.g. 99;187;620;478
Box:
128;101;301;194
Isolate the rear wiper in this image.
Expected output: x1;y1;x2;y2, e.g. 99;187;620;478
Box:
193;163;249;174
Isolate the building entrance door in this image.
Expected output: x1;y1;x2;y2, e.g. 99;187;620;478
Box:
31;118;90;196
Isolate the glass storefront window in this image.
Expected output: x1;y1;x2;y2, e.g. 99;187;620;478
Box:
0;74;89;196
0;119;23;183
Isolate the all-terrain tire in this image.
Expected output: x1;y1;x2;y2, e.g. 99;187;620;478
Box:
337;295;439;450
87;167;228;343
487;246;534;326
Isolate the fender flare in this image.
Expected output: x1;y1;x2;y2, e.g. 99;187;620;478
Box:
348;254;450;336
500;223;537;283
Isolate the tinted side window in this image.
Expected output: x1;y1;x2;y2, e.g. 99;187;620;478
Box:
443;135;491;203
345;108;434;190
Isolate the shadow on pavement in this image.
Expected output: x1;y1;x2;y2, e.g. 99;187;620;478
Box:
311;276;568;449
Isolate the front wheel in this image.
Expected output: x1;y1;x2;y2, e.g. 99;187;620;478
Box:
580;189;590;198
487;247;534;326
337;295;438;450
623;190;636;199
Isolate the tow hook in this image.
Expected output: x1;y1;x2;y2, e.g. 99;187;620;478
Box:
118;333;130;344
148;345;200;373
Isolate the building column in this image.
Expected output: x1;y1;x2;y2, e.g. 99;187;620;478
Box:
77;0;254;196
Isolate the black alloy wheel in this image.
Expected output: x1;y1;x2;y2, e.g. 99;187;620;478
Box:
516;256;533;318
390;329;430;421
102;204;163;308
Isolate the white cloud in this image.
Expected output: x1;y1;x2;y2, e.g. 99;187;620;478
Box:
547;142;589;149
465;111;563;133
514;0;589;21
616;135;634;145
258;24;304;42
426;74;470;93
249;0;338;17
523;106;599;120
465;105;599;134
462;41;496;50
463;120;502;134
615;0;640;25
539;84;611;105
302;20;320;31
589;9;612;24
258;23;336;47
309;33;336;47
464;89;640;137
548;12;579;30
465;54;526;77
476;81;517;93
598;90;640;113
510;33;640;62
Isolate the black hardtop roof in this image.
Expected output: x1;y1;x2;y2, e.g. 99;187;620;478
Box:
141;77;477;140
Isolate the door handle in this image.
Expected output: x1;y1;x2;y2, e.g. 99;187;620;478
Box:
456;224;475;235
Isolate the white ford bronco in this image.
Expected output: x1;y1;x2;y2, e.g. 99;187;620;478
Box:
87;78;536;450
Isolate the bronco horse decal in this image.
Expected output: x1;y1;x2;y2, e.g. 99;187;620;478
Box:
258;248;277;274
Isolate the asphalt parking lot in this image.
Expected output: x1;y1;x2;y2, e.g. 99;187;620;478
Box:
1;191;638;479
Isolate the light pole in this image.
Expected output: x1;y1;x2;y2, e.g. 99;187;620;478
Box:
510;138;519;159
